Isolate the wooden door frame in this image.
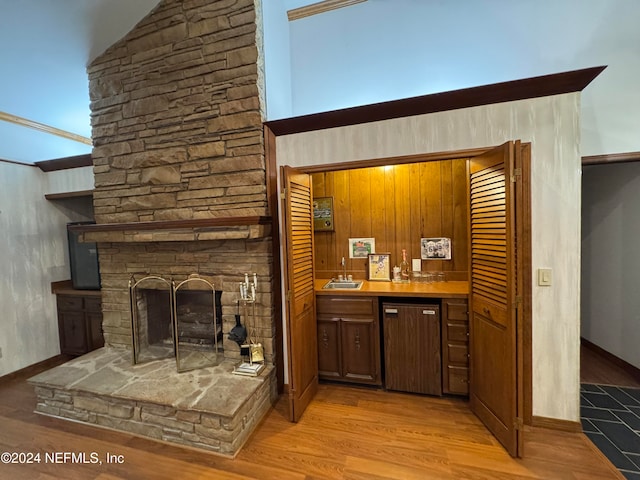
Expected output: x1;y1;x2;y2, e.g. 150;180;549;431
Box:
267;142;533;424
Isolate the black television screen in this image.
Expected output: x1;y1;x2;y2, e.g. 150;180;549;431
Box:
67;222;101;290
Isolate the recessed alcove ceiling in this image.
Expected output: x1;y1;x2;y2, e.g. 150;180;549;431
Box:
0;0;319;165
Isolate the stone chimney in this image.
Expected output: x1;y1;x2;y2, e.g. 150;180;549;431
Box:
85;0;274;364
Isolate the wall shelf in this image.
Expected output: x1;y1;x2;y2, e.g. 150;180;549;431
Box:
44;190;94;200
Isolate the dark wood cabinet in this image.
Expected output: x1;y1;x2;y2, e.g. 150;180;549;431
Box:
382;302;441;396
56;293;104;355
316;295;381;385
441;298;469;395
317;316;341;379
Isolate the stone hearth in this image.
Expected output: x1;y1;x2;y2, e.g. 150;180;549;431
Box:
29;348;276;456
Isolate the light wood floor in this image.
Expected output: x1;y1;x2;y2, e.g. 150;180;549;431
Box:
0;362;623;480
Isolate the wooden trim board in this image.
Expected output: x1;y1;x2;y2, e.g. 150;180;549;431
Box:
0;355;72;385
36;154;93;172
287;0;367;21
68;216;272;233
265;66;605;137
531;416;582;433
0;111;92;146
581;337;640;383
582;151;640;166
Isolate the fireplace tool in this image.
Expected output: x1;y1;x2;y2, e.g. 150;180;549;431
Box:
233;274;265;376
228;300;247;349
240;274;264;364
241;302;264;364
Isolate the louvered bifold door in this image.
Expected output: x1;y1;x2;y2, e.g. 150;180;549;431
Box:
281;166;318;422
468;142;521;457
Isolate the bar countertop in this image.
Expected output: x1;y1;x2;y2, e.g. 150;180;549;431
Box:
314;279;469;298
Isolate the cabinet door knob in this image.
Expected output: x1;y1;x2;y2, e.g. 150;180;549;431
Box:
385;308;398;314
422;309;436;315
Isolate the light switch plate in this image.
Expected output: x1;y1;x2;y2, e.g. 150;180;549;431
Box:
538;268;552;286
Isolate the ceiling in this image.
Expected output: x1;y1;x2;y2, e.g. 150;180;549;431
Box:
0;0;314;165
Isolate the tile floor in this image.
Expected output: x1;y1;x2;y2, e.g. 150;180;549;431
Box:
581;383;640;479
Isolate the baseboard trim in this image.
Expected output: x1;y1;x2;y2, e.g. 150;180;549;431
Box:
532;415;582;433
581;337;640;383
0;354;72;385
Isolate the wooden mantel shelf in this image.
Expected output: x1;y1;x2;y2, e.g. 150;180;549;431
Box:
68;216;271;233
72;216;273;243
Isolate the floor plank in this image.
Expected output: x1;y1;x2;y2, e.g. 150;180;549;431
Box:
0;369;624;479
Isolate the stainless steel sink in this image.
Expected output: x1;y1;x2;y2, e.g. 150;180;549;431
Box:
322;280;363;290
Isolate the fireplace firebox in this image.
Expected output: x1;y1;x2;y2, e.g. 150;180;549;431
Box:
129;274;223;373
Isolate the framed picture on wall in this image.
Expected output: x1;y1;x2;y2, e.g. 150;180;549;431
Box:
421;237;452;260
349;238;375;258
313;197;334;231
367;253;391;281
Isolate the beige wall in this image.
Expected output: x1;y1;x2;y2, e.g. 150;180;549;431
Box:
276;93;582;422
0;163;94;376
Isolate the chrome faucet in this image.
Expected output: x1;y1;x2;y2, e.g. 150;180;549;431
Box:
341;256;347;280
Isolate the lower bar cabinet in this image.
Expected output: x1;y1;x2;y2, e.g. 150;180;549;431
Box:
383;302;442;396
316;295;381;386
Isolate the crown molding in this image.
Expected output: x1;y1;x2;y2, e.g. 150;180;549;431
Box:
287;0;367;21
0;111;92;146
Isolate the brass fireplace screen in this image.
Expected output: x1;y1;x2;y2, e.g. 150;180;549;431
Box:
129;274;222;373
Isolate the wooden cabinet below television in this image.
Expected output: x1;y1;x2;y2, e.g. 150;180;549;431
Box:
56;292;104;356
441;298;470;395
316;295;381;386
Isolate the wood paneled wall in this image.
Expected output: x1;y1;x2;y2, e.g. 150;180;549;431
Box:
312;159;469;280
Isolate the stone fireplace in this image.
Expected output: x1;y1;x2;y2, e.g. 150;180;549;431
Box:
30;0;279;456
87;0;274;363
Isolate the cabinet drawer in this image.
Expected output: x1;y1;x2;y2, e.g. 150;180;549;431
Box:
447;366;469;394
317;296;374;316
447;322;469;342
473;296;507;328
446;301;468;321
57;296;83;310
84;297;102;312
448;343;469;364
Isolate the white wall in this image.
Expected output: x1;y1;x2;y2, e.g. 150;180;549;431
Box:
581;162;640;369
0;163;94;376
276;93;582;422
262;0;293;120
264;0;640;156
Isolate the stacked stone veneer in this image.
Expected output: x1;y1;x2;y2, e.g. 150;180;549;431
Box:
89;0;267;224
96;239;275;361
32;367;276;456
86;0;275;362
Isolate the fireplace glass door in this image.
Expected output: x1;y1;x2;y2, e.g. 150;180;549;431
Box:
129;275;221;372
173;277;221;372
130;276;174;365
